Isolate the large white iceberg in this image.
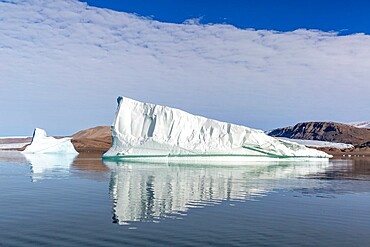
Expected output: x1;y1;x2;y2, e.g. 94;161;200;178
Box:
103;97;331;161
22;128;78;154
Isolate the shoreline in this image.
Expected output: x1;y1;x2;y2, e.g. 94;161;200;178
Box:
1;142;370;158
1;125;369;158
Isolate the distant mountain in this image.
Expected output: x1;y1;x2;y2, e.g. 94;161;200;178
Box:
0;136;31;150
268;122;370;148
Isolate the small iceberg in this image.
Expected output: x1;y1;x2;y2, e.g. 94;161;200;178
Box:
103;97;331;162
22;128;78;154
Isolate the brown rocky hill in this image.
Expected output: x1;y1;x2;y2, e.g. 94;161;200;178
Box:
0;137;32;145
71;126;111;153
268;122;370;148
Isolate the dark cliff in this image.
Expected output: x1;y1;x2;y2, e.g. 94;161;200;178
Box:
268;122;370;148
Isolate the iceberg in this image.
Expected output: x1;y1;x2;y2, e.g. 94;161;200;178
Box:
22;128;78;154
103;97;331;162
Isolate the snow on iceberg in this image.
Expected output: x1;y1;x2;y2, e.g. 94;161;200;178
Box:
103;97;331;161
22;128;78;154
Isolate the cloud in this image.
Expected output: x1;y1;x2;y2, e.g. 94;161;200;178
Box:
1;0;370;135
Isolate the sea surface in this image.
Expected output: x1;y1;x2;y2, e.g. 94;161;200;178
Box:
0;151;369;246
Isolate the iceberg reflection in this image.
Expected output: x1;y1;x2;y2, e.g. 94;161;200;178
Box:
104;160;330;225
23;153;77;182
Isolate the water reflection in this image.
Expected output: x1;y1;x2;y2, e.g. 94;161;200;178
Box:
307;158;370;180
72;153;109;173
2;150;369;227
71;153;110;181
23;153;77;182
104;160;330;225
0;150;27;164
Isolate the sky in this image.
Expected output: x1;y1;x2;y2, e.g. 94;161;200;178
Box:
83;0;370;35
1;0;370;136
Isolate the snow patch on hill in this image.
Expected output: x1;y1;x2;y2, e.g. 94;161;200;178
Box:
347;121;370;129
277;138;354;149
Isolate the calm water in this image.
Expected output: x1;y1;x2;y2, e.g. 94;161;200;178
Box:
0;151;370;247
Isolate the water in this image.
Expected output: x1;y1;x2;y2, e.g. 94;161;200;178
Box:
0;151;370;246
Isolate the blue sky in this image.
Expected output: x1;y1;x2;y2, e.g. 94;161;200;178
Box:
83;0;370;34
1;0;370;136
